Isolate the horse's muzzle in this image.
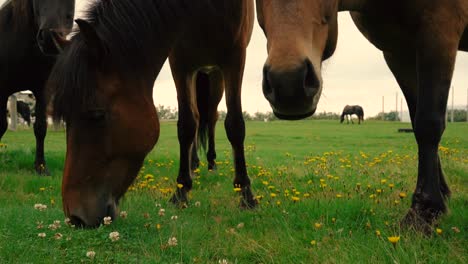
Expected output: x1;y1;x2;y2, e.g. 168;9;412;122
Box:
36;29;67;56
262;59;320;119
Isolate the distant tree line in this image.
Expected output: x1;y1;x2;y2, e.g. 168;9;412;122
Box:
156;105;341;121
157;105;467;122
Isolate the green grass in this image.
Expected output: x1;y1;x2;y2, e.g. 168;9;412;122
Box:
0;120;467;263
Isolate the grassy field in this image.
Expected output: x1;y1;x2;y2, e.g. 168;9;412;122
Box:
0;120;467;263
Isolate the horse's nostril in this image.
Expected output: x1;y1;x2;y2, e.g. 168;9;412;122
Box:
304;60;320;96
262;65;276;102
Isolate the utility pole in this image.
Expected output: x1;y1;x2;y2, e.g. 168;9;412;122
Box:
9;94;17;131
400;98;403;121
395;92;398;113
382;96;385;121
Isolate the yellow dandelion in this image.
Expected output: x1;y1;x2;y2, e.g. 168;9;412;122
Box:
270;193;277;198
39;187;46;192
388;183;395;189
336;194;343;198
314;223;322;229
399;192;407;199
376;230;381;237
291;196;300;202
331;218;336;224
436;228;443;235
310;240;317;246
233;187;242;192
177;183;184;189
388;236;400;248
303;193;310;198
381;179;387;184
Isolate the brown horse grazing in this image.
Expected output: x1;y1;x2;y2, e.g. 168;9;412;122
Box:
256;0;467;230
168;0;256;208
0;0;75;174
47;0;248;228
340;105;364;124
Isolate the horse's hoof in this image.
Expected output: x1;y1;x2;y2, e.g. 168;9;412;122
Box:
35;164;50;176
239;187;257;209
400;209;433;235
208;163;217;172
169;189;189;208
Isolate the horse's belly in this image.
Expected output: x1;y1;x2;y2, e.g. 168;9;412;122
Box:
350;12;415;53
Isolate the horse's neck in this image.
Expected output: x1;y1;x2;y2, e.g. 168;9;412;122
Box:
339;0;367;12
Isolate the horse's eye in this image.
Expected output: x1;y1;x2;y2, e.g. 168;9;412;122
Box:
321;15;330;25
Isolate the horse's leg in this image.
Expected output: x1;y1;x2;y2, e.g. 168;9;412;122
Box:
206;71;224;171
222;51;256;208
384;51;451;206
0;96;7;140
351;115;354;124
190;142;200;171
169;64;198;207
32;91;49;175
386;20;460;227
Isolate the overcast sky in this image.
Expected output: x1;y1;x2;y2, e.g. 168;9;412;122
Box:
66;1;468;116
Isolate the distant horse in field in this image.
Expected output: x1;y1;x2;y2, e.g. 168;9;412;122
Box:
48;0;254;228
168;0;255;208
0;0;75;174
256;0;467;230
340;105;364;124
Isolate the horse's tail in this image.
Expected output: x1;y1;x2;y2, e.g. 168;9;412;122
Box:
195;72;210;153
360;107;364;121
340;112;345;123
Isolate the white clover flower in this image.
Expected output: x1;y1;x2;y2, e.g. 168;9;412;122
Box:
194;201;201;207
158;208;165;216
54;233;63;240
109;231;120;242
34;203;47;211
155;203;161;207
171;215;178;221
86;251;96;259
120;211;128;219
219;259;229;264
103;216;112;225
237;222;245;229
64;218;71;226
167;236;178;247
38;233;46;238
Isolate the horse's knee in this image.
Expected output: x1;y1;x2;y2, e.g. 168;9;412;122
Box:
414;114;445;145
224;112;245;143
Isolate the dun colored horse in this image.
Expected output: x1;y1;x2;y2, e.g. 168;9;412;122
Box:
48;0;255;228
168;0;255;208
340;105;364;124
0;0;75;174
256;0;467;230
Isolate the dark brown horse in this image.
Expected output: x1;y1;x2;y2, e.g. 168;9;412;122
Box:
0;0;75;174
340;105;364;124
168;0;256;208
48;0;254;228
256;0;467;229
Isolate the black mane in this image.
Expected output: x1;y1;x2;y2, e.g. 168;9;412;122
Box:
48;0;212;122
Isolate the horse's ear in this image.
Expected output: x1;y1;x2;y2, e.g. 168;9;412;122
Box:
75;19;106;60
